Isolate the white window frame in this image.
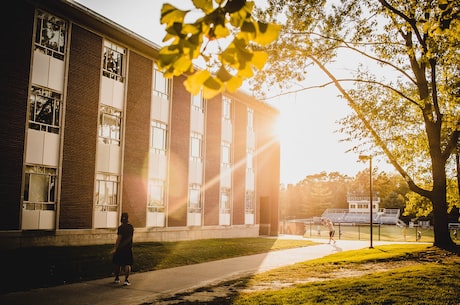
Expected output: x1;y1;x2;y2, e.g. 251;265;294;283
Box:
23;165;57;211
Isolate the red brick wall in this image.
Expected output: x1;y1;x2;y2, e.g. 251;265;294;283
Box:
168;75;190;226
0;1;34;229
203;95;222;226
60;25;101;229
255;111;280;235
232;101;247;225
122;51;152;228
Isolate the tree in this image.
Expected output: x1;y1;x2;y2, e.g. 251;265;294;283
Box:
250;0;459;250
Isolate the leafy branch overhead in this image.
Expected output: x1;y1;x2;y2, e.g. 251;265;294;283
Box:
157;0;281;98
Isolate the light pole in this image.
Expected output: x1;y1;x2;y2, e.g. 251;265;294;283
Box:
359;155;373;249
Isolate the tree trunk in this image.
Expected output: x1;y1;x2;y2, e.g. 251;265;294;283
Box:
431;161;456;250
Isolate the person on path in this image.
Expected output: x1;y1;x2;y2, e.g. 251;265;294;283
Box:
324;218;336;244
112;212;134;286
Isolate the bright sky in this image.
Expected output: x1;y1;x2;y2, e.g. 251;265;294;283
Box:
75;0;395;184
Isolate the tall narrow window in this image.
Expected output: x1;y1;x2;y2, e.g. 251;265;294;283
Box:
23;165;57;211
190;133;202;160
246;149;253;170
245;191;254;213
191;91;203;112
188;184;202;211
220;189;230;212
98;106;122;145
153;68;170;98
222;142;231;167
29;85;61;134
150;121;167;153
247;108;254;131
148;179;164;211
223;97;231;120
102;41;125;81
35;10;66;59
94;173;119;212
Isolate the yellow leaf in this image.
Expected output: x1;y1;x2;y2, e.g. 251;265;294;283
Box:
173;56;193;74
225;76;243;92
254;22;282;45
184;70;211;95
214;24;231;38
251;51;268;70
192;0;214;13
161;4;188;26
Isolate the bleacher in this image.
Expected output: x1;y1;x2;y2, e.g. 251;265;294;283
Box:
322;208;401;225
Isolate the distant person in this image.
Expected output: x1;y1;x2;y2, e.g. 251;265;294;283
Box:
112;212;134;286
324;218;336;244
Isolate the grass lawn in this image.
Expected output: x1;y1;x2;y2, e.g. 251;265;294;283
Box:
0;237;316;294
228;244;460;305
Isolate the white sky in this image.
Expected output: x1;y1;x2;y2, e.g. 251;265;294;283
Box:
74;0;395;184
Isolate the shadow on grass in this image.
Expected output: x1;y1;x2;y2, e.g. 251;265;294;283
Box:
1;238;289;294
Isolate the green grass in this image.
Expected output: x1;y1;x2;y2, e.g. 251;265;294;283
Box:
230;244;460;305
0;237;316;294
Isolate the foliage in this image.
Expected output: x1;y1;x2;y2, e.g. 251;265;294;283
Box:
250;0;459;249
156;0;281;98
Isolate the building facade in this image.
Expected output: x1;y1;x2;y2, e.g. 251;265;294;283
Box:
1;0;280;248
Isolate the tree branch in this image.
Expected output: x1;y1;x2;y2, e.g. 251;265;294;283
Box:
308;55;430;197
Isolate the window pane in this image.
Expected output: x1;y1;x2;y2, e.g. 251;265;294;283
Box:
35;10;66;59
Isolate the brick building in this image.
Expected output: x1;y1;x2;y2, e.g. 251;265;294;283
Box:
0;0;280;248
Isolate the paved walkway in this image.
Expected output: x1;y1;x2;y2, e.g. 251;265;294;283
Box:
0;238;404;305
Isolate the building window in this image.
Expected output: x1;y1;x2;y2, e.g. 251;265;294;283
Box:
247;108;254;131
23;165;57;211
29;85;61;134
222;142;231;167
246;149;253;170
95;173;119;211
153;67;170;98
34;10;66;60
191;91;203;112
191;133;202;161
220;188;231;213
222;96;231;120
102;41;125;82
150;121;167;153
188;184;202;211
245;191;254;213
148;179;165;211
98;106;121;145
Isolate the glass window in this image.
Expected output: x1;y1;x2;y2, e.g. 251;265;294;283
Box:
220;188;230;212
23;165;57;211
246;149;253;170
94;173;119;211
247;108;254;130
102;41;125;82
29;86;61;134
35;10;66;60
148;179;164;210
151;121;167;153
191;133;202;160
222;97;231;120
188;184;201;210
153;67;170;98
245;191;254;213
222;142;231;166
191;91;203;112
98;106;121;145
